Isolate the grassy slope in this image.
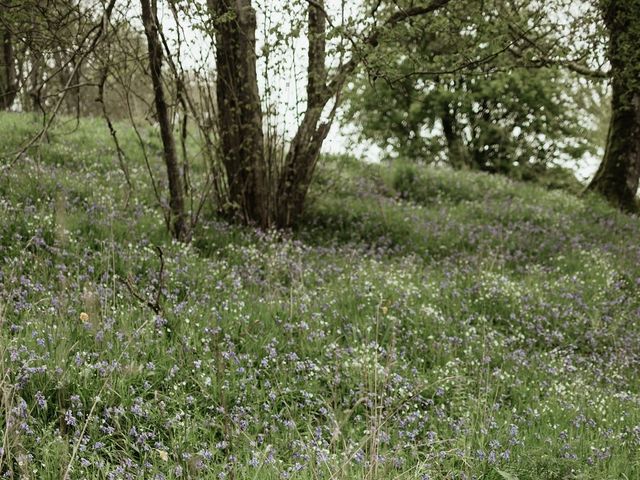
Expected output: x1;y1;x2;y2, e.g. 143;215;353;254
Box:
1;112;640;479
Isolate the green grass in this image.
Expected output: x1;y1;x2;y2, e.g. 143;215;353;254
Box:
1;112;640;479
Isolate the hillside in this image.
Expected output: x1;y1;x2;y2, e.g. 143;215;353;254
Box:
1;113;640;479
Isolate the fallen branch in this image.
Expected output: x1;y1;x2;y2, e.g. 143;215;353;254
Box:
120;245;165;315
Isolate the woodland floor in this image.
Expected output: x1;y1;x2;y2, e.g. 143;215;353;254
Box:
1;112;640;479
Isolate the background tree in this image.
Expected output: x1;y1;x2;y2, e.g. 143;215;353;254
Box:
4;0;635;233
0;1;18;110
343;0;605;184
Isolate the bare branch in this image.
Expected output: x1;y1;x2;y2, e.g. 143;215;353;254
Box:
6;0;118;170
508;25;609;80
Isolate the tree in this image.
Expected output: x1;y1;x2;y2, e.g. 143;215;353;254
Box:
587;0;640;212
0;1;18;110
1;0;113;115
342;0;601;182
345;69;599;178
209;0;452;228
140;0;190;241
209;0;270;227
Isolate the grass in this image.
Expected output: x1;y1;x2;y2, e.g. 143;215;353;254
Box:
1;112;640;479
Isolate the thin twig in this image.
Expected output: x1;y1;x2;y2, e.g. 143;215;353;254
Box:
120;245;165;316
6;0;118;171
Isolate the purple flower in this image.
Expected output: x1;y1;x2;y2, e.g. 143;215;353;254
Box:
65;409;77;427
35;391;46;409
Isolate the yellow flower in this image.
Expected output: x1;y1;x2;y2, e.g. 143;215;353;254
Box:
158;450;169;462
79;312;89;323
381;306;388;315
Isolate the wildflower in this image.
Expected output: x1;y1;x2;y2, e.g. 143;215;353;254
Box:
79;312;89;323
65;409;77;427
35;391;47;409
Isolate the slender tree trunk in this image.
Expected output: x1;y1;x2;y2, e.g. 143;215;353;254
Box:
53;50;81;116
276;108;332;228
66;57;82;117
140;0;189;241
587;0;640;212
276;0;332;228
26;50;43;112
274;1;451;227
0;5;18;110
209;0;270;227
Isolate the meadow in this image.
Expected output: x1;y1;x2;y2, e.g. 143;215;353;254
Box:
1;112;639;479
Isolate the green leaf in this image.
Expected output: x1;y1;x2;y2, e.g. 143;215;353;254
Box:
495;469;519;480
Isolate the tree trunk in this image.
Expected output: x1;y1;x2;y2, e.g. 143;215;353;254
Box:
65;58;82;117
53;50;81;116
441;104;471;170
209;0;450;229
274;0;451;227
209;0;270;227
587;0;640;212
275;0;332;228
26;50;43;112
0;6;18;110
140;0;189;241
276;106;332;228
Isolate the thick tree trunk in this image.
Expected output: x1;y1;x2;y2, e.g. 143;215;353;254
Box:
0;9;18;110
140;0;189;241
587;0;640;212
209;0;270;227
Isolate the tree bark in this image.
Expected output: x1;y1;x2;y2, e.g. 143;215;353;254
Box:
67;58;82;117
587;0;640;212
275;0;332;228
0;4;18;110
53;49;81;116
209;0;270;227
26;49;43;112
276;105;332;228
140;0;189;241
274;0;452;227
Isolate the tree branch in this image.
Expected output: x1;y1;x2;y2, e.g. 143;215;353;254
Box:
326;0;453;97
508;25;609;80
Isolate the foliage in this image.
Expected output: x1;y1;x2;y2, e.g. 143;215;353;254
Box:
343;0;607;180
